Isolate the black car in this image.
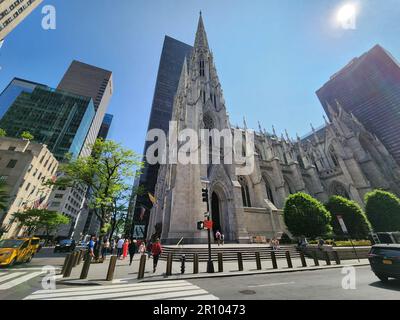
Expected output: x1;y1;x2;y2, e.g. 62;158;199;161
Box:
368;244;400;282
54;239;76;253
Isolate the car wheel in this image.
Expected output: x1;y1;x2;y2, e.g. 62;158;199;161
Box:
376;274;389;283
26;255;33;263
9;257;17;267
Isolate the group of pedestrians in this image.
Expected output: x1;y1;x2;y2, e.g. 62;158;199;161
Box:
215;230;225;246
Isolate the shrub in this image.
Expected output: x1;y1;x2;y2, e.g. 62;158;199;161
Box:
283;192;332;239
325;196;371;239
365;190;400;232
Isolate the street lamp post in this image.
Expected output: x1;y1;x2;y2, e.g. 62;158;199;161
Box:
202;188;214;273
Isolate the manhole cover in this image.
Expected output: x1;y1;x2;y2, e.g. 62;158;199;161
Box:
239;290;256;295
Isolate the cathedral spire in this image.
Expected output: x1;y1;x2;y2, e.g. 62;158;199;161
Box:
177;56;188;95
194;12;209;50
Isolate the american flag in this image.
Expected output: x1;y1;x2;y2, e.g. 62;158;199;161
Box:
33;195;47;209
139;206;145;221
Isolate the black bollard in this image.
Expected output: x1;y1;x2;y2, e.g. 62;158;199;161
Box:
333;251;341;265
324;251;331;265
61;253;71;275
180;254;186;274
218;253;223;272
300;252;307;268
313;252;319;266
271;251;278;269
137;255;146;279
63;252;75;278
193;253;199;274
72;251;79;267
77;250;84;266
285;251;293;269
255;252;262;270
166;253;173;276
237;252;243;271
80;252;92;279
106;255;118;281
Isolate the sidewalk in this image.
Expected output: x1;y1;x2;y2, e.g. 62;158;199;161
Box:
57;253;370;286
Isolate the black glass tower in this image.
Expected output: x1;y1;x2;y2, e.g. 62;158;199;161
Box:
317;45;400;164
129;36;192;235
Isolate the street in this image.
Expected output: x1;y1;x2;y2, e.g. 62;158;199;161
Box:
0;247;399;300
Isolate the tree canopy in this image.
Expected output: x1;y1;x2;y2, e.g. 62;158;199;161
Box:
20;131;34;141
0;128;6;137
365;190;400;232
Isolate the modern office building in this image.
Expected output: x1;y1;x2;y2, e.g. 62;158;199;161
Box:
127;36;192;236
97;113;113;140
316;44;400;164
0;82;96;160
57;60;113;157
0;0;43;41
0;78;45;119
0;136;58;238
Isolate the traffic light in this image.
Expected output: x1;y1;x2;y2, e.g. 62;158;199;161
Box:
202;188;208;202
197;221;204;230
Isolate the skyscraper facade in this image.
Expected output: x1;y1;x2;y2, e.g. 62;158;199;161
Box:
97;113;113;140
128;36;192;236
0;0;43;41
316;45;400;164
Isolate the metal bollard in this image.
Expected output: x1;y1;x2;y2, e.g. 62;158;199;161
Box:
313;252;319;266
63;252;75;278
255;252;262;270
72;251;79;267
77;250;84;266
166;253;173;276
237;252;243;271
61;253;71;275
271;251;278;269
106;255;118;281
285;251;293;268
80;252;92;279
333;251;341;265
193;253;199;274
324;251;331;266
300;252;307;268
180;254;186;274
137;255;146;279
218;253;223;272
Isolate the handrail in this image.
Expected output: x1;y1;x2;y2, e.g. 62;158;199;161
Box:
176;237;184;247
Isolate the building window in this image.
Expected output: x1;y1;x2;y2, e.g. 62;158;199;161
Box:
25;183;31;192
6;159;17;168
329;145;339;167
265;180;275;205
8;146;16;151
55;194;63;199
199;60;205;77
239;176;252;207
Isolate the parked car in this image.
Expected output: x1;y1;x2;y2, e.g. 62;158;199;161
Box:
0;239;36;267
368;244;400;282
54;239;76;253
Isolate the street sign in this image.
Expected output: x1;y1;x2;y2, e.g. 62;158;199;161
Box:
336;215;348;234
204;220;213;230
197;221;204;230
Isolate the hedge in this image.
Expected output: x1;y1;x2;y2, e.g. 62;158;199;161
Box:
365;190;400;232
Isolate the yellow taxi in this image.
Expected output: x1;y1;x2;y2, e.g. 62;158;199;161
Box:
0;238;35;267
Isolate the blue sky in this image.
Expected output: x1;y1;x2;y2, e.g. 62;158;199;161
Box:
1;0;400;156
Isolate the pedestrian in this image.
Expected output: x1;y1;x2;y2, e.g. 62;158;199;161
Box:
110;238;115;255
220;233;225;246
215;230;221;246
128;239;136;266
139;241;146;255
102;238;110;260
146;240;153;260
122;239;129;260
318;238;325;250
93;236;100;261
88;236;95;258
117;237;124;259
151;238;163;273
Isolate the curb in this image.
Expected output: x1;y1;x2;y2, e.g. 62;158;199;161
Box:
56;262;370;286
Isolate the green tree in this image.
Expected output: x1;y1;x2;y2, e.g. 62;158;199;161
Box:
13;209;69;236
47;139;143;235
325;196;371;239
284;192;332;238
365;190;400;232
0;128;6;137
21;131;34;141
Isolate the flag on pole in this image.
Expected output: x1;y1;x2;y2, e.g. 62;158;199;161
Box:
139;206;145;221
148;192;156;205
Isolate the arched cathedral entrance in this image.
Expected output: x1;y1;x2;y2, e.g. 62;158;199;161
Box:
211;192;222;240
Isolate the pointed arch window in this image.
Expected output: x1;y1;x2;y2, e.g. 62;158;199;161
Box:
239;176;251;207
264;179;275;205
199;60;205;77
329;145;339;167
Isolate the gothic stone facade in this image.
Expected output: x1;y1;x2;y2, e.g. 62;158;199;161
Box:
147;15;400;244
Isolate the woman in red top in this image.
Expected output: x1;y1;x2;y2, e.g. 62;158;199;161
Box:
122;239;129;259
151;238;162;272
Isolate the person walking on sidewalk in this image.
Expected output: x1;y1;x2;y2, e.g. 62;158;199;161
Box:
117;237;124;259
139;241;146;256
102;237;110;260
122;239;129;260
151;238;162;273
128;239;136;266
215;230;221;246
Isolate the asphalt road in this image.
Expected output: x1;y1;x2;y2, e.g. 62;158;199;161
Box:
190;265;400;300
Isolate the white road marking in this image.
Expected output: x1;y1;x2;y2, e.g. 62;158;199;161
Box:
0;272;43;290
248;281;295;288
0;272;26;283
25;280;219;300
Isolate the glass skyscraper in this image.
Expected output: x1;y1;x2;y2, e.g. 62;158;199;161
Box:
129;36;192;235
317;45;400;164
0;83;95;160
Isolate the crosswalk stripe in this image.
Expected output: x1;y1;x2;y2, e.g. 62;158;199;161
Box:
178;294;219;300
0;272;43;290
0;272;26;283
27;282;194;300
25;280;219;300
30;280;189;295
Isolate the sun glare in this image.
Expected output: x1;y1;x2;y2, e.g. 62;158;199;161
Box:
337;4;356;24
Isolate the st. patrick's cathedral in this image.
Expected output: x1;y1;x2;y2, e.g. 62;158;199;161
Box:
146;15;400;244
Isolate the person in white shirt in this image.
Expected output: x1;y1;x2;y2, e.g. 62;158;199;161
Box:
117;238;125;259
